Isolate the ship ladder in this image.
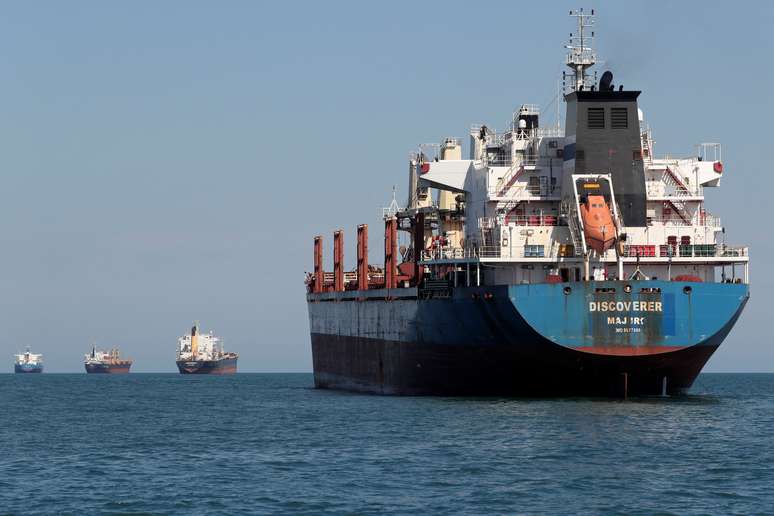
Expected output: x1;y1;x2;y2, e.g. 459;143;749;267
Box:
496;164;526;197
567;207;587;256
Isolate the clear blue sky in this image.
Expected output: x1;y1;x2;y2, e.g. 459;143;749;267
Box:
0;1;770;372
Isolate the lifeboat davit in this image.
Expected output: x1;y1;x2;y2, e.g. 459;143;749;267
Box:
580;194;617;254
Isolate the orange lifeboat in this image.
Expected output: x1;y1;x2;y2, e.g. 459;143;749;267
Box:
580;194;617;254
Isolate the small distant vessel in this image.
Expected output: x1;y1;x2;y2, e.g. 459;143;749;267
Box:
14;348;43;373
175;323;237;374
84;345;132;374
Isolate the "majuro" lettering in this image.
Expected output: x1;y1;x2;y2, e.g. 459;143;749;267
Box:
589;301;662;312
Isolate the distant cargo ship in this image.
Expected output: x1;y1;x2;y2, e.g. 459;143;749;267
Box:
14;348;43;373
175;323;237;374
84;345;132;374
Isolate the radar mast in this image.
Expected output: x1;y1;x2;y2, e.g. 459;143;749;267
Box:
564;8;597;92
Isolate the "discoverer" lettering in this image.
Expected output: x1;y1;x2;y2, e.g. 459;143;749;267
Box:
588;301;663;312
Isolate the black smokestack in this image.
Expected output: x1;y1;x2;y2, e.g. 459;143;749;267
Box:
599;71;613;91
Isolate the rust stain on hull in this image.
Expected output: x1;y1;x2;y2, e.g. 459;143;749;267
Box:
573;346;689;356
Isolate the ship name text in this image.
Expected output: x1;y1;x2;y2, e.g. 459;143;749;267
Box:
588;301;663;312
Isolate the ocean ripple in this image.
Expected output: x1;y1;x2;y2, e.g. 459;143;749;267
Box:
1;373;773;514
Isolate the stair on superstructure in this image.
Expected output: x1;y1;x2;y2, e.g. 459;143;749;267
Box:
496;164;526;197
502;201;524;225
663;199;691;225
663;166;691;196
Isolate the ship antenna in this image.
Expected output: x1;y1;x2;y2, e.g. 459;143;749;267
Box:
565;8;597;92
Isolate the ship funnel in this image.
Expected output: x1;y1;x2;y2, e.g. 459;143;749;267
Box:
561;83;647;226
191;323;199;358
599;70;613;91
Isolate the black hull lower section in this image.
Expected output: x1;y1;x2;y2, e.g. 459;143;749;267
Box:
311;333;719;397
85;363;131;374
176;358;237;375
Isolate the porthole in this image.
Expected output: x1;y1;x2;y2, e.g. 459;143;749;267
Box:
683;286;692;295
563;287;572;295
624;284;632;293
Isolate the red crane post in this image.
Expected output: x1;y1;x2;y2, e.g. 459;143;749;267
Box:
357;224;369;291
333;230;344;292
313;235;323;294
384;218;397;289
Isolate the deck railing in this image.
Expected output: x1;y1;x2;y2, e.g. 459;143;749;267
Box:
646;214;722;228
501;214;563;226
421;244;748;262
646;180;703;198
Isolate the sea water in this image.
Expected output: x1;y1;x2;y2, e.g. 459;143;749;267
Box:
1;373;773;514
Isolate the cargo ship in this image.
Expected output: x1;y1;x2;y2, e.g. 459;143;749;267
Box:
14;347;43;374
305;9;750;397
175;323;237;374
84;345;132;374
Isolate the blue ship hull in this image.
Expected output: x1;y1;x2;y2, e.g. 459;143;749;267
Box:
308;281;749;396
14;364;43;374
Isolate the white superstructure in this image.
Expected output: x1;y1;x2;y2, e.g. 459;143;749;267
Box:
84;345;129;365
14;348;42;366
176;323;227;361
406;9;748;287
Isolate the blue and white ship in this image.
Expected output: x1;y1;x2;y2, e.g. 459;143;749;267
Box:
14;347;43;374
305;9;749;396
